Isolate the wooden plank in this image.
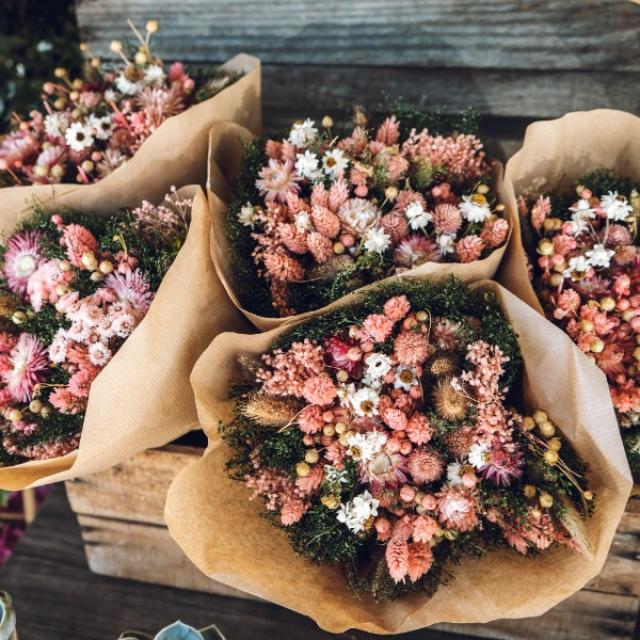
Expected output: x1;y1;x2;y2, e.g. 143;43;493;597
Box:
260;66;640;120
436;590;640;640
65;445;201;525
76;0;640;71
5;488;471;640
587;508;640;597
76;513;257;599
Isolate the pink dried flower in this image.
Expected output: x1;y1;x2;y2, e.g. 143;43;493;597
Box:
278;223;308;254
256;159;301;204
49;387;86;415
385;534;410;583
375;116;400;146
481;217;509;249
394;235;442;268
311;205;341;238
412;514;439;543
531;195;551;230
297;404;324;434
394;190;426;214
26;259;74;312
407;541;433;582
380;213;409;243
394;332;431;366
302;373;337;406
433;204;462;234
363;314;395;343
2;230;44;297
383;295;411;321
262;252;304;283
2;333;48;402
455;235;485;263
407;448;444;483
306;232;333;264
406;413;433;445
436;487;479;532
67;366;100;399
61;224;99;268
102;269;153;317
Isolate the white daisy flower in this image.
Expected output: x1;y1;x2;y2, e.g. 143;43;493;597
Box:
44;113;68;138
64;122;94;152
459;195;491;223
288;118;318;148
563;255;591;278
468;442;491;469
601;191;633;222
322;148;348;178
437;233;456;255
238;202;258;228
405;202;433;230
586;243;615;268
350;386;380;417
336;490;379;533
87;114;114;141
294;211;312;232
346;431;387;463
569;198;597;219
295;150;322;181
144;64;166;85
394;365;419;392
365;353;392;381
115;73;142;95
363;227;391;254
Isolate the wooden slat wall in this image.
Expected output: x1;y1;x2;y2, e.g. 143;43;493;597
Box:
76;0;640;127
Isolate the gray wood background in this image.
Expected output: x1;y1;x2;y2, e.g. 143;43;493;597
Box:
76;0;640;159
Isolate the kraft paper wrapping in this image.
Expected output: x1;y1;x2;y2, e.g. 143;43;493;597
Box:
0;184;252;490
165;279;632;635
0;56;260;489
206;122;517;332
499;109;640;494
0;54;261;218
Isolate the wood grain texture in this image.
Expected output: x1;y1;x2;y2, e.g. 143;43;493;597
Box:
76;0;640;71
0;487;481;640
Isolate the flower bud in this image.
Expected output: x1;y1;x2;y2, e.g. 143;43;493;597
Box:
295;462;310;477
539;492;554;508
544;449;559;465
321;115;334;128
110;40;123;53
304;449;319;464
539;421;556;438
146;20;159;33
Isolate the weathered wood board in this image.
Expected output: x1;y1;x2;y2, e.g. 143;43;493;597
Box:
76;0;640;120
65;445;640;640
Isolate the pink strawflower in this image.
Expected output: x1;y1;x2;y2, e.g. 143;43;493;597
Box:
394;331;431;366
381;406;408;431
375;116;400;146
101;269;153;317
2;230;44;296
455;235;485;263
2;333;48;402
433;203;462;234
436;487;479;532
302;373;336;406
363;313;395;343
256;159;301;204
412;514;439;543
67;366;100;399
407;448;444;484
394;235;442;268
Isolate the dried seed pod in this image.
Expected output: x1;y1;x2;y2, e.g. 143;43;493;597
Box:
241;392;304;428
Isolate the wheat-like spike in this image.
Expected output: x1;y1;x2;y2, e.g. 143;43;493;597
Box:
241;393;305;428
559;498;593;556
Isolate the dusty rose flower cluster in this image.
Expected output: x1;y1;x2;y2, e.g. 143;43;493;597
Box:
239;115;509;316
0;190;190;463
225;287;588;598
520;184;640;461
0;21;230;186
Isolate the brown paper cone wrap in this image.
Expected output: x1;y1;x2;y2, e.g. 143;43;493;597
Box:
0;185;252;490
206;122;517;332
166;279;631;634
499;109;640;493
0;54;261;218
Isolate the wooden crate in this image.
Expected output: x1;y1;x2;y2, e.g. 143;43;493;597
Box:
66;445;640;639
